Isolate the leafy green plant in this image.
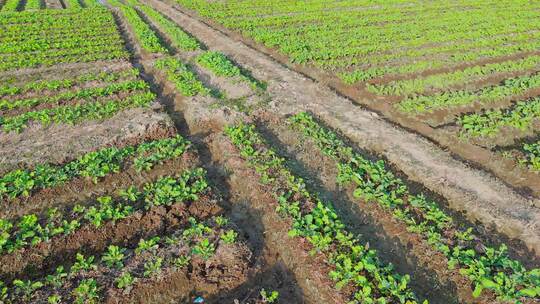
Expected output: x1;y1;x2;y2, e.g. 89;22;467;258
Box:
48;295;61;304
46;266;67;288
192;238;215;260
197;51;241;78
108;0;167;54
72;278;99;304
13;279;43;300
288;111;540;302
173;255;191;268
154;56;210;97
260;289;279;303
135;236;160;254
224;122;423;304
71;253;97;272
101;245;126;268
143;257;163;277
116;272;135;289
220;229;237;244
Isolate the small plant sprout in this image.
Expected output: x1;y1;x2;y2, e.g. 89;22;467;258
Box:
173;255;191;268
13;279;43;300
72;278;99;304
220;229;237;244
143;257;163;277
48;294;61;304
71;253;97;272
260;289;279;303
135;236;160;254
214;215;228;227
192;238;215;260
101;245;126;269
46;266;67;288
116;272;135;289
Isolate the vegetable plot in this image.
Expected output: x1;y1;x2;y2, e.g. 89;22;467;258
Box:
289;112;540;302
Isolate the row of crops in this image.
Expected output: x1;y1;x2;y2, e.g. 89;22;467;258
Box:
174;0;540;191
0;67;155;133
0;0;97;11
0;8;128;71
0;134;251;303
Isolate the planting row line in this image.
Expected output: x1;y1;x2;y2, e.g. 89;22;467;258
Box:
289;112;540;302
0;88;154;133
2;215;240;303
0;79;148;113
0;134;190;199
0;67;138;98
0;9;127;71
458;97;540;138
224;122;427;304
116;0;265;96
0;169;206;256
367;55;540;96
397;71;540;114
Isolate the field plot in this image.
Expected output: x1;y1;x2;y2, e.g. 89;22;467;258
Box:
175;0;540;196
1;0;540;304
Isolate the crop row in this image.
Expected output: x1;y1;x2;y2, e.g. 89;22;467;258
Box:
0;169;206;255
63;0;82;9
110;0;169;54
269;13;539;67
0;68;139;98
1;215;238;303
129;0;200;51
289;112;540;302
0;8;114;27
458;97;540;138
0;46;128;72
0;90;155;133
0;9;128;71
321;29;540;71
0;27;118;43
0;34;123;55
225;122;426;304
154;56;209;97
183;0;539;67
24;0;41;10
0;134;190;200
0;79;148;112
339;39;540;84
397;72;540;114
0;170;241;303
367;55;540;96
1;0;20;11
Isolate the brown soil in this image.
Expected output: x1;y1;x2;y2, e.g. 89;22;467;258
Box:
146;0;540;256
0;106;175;175
207;262;304;304
206;133;351;304
105;241;252;304
1;150;199;219
0;195;222;282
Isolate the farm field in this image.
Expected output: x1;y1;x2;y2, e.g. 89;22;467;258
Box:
0;1;539;304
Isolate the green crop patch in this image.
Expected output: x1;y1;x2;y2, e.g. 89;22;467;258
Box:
0;135;191;200
289;112;540;302
0;9;128;70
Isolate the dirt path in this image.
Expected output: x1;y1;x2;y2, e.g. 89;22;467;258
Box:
143;0;540;256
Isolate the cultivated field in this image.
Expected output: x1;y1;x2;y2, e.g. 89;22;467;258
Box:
0;1;539;304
